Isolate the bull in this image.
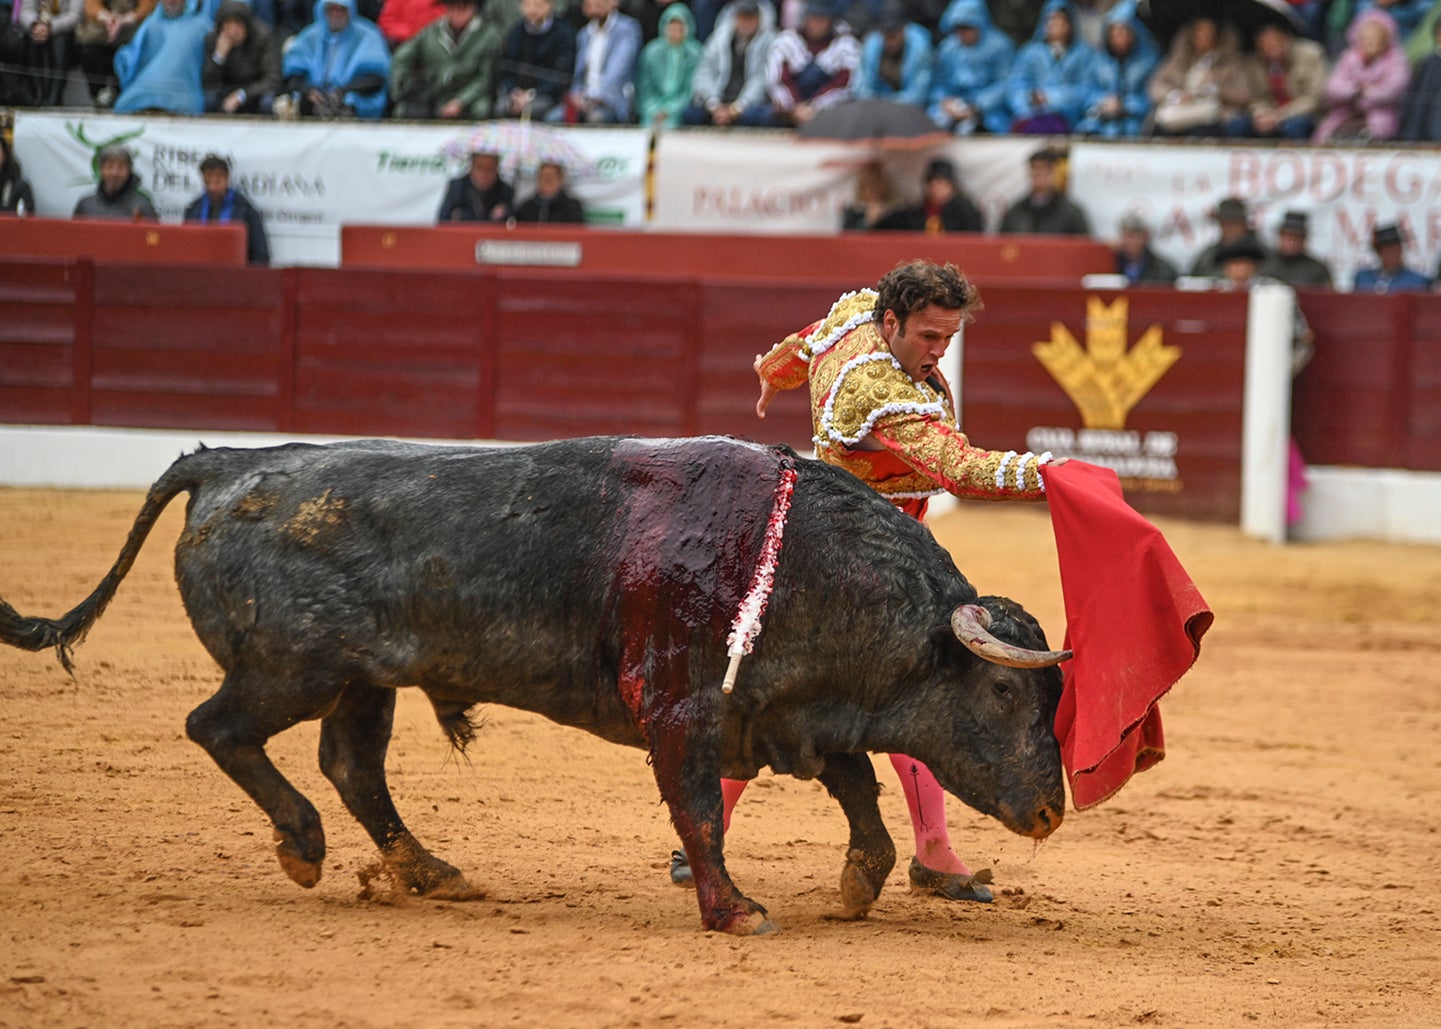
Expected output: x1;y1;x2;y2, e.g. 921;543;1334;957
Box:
0;435;1069;934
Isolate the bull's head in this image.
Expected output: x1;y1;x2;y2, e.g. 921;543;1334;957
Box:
928;598;1069;840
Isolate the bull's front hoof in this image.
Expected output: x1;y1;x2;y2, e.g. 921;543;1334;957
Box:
388;855;485;901
908;858;994;904
705;898;778;936
717;910;779;936
415;872;487;902
273;830;323;889
378;836;484;900
834;849;881;920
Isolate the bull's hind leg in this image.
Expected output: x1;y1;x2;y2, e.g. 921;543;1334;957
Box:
186;671;340;888
818;752;897;920
317;683;483;900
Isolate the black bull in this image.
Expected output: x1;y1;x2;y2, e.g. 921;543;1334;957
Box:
0;436;1069;934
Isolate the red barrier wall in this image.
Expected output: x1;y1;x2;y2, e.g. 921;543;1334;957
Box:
0;260;84;425
341;224;1115;285
1292;291;1441;472
962;286;1249;522
3;258;1437;525
0;216;247;265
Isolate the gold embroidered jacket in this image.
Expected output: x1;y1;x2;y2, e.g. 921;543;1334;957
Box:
757;289;1049;510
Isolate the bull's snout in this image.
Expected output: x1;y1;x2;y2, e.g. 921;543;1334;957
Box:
1025;802;1064;840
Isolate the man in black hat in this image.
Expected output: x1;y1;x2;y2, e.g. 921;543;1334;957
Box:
1268;210;1331;289
1189;195;1267;278
998;146;1090;236
1352;224;1432;294
885;157;983;233
1213;238;1267;290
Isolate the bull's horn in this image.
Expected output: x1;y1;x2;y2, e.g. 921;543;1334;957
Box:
951;604;1072;669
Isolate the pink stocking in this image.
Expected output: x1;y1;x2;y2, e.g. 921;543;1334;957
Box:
888;754;971;876
721;778;748;833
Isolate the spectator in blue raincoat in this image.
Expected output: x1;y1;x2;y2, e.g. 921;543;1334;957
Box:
636;3;701;127
927;0;1014;134
280;0;389;119
1074;0;1156;137
853;2;932;107
1004;0;1095;133
113;0;208;115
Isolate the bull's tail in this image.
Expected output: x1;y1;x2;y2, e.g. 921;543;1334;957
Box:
0;452;205;674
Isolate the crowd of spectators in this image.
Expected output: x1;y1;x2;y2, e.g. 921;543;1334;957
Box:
2;0;1440;141
3;0;1441;289
835;140;1436;292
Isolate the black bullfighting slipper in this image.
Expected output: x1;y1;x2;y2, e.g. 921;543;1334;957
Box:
669;850;693;887
908;857;994;903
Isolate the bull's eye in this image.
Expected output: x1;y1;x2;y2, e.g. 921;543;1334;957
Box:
993;681;1011;697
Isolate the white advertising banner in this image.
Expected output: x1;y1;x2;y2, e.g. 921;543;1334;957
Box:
13;110;1441;288
652;130;1036;234
1068;141;1441;290
11;112;651;266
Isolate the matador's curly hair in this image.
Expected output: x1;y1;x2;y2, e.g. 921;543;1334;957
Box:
873;260;983;331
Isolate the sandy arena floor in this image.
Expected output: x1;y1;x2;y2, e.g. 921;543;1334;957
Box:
1;486;1439;1028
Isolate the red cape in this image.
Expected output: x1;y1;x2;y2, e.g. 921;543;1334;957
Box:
1041;461;1213;809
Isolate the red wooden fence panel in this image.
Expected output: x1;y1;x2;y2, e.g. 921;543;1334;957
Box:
340;225;1115;286
693;278;841;448
0;217;247;266
289;268;485;439
1406;297;1441;471
490;271;699;440
87;265;286;431
1292;293;1415;471
0;260;81;425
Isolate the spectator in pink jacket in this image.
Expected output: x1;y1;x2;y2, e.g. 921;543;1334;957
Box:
1313;7;1409;142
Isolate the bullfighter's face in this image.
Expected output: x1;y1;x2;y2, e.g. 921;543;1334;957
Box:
881;302;962;383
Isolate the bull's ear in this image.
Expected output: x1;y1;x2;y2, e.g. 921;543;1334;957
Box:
951;605;1071;669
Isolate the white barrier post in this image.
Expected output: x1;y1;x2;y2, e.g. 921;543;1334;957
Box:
1240;283;1295;544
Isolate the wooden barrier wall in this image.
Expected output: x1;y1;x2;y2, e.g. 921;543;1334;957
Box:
0;217;247;266
1291;291;1441;472
2;257;1438;524
341;224;1115;284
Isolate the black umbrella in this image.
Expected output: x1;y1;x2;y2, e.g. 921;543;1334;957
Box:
798;99;950;149
1139;0;1306;49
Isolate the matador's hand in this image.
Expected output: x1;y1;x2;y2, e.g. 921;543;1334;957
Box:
754;354;779;419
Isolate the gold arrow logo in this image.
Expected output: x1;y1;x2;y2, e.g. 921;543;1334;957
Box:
1032;297;1179;430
